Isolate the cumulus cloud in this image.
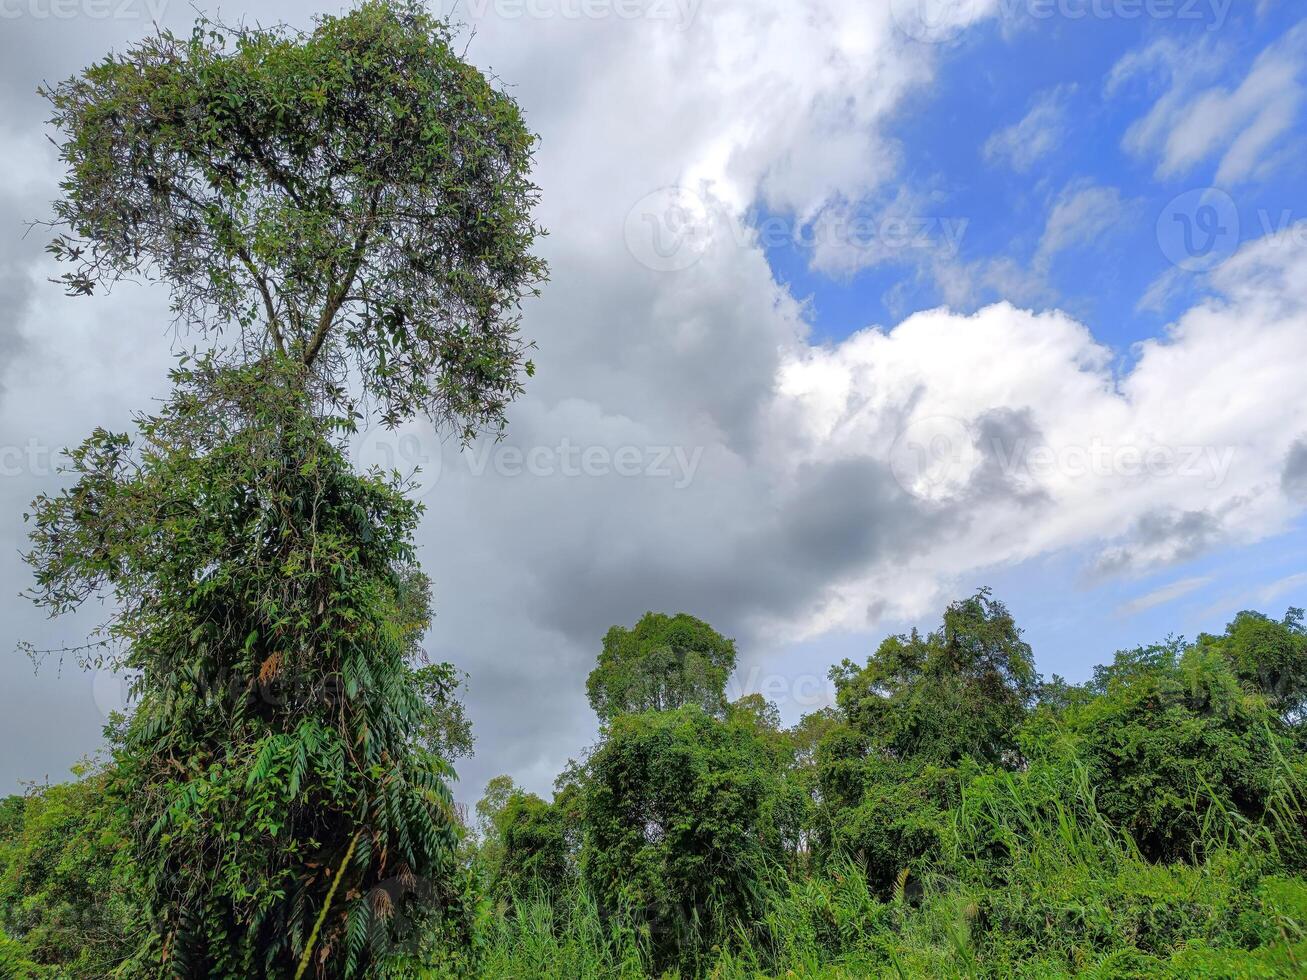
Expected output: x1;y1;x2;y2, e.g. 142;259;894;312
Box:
763;224;1307;634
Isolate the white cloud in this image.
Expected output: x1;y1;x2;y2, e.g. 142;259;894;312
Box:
1117;576;1213;617
765;224;1307;632
1108;25;1307;184
1036;180;1130;269
984;85;1073;173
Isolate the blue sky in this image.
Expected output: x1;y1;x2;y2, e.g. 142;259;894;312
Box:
769;2;1307;350
753;1;1307;702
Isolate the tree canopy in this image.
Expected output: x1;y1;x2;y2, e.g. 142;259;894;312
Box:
586;612;737;723
831;589;1038;766
42;0;546;436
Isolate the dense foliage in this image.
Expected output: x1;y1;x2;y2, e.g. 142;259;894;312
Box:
586;613;738;722
0;752;146;975
431;597;1307;978
5;593;1307;976
23;361;463;975
42;0;545;436
579;706;782;973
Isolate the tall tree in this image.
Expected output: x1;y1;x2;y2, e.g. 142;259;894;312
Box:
586;612;737;723
26;2;546;974
579;706;782;974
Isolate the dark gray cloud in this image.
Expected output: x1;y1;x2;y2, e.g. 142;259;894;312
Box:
514;456;941;648
1283;436;1307;502
965;406;1053;506
1089;507;1223;579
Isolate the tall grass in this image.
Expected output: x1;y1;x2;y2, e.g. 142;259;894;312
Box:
398;756;1307;979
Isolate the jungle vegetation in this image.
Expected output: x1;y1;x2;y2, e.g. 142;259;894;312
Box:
2;2;1306;977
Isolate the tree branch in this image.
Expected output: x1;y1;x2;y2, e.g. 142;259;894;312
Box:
302;188;381;369
235;245;286;357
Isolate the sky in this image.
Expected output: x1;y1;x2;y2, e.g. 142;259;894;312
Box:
1;0;1306;804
